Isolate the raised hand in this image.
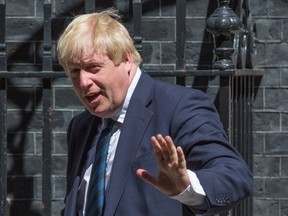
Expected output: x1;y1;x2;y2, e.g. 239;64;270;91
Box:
136;134;190;196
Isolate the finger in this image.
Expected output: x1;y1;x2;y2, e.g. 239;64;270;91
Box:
151;136;164;163
164;136;178;162
136;169;158;187
156;134;170;161
176;146;187;169
151;135;161;151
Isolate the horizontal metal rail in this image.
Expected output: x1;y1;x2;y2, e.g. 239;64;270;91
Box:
0;69;236;78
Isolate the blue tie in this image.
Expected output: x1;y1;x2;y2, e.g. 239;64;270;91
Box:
85;119;115;216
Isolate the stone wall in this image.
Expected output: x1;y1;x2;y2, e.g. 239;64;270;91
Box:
251;0;288;215
3;0;288;215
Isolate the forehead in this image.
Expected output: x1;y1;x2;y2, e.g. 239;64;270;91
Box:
69;51;109;65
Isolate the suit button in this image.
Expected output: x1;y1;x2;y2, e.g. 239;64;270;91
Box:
224;197;230;204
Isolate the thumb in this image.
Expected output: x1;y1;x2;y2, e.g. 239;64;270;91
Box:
136;169;157;186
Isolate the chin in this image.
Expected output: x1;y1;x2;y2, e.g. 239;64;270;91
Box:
87;109;109;118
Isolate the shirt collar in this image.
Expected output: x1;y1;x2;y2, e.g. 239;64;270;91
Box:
112;67;141;124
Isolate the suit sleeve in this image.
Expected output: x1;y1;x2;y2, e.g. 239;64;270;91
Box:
170;89;253;215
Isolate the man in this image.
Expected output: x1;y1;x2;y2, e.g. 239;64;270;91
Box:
57;8;253;216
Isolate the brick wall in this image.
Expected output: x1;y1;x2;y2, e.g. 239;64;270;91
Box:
5;1;84;215
3;0;288;215
251;0;288;215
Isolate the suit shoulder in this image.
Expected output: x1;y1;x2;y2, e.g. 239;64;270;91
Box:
153;78;210;99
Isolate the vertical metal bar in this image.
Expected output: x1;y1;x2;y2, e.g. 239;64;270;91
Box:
245;75;253;216
248;77;253;169
248;76;254;216
218;76;232;216
133;0;143;56
232;74;246;216
235;76;242;216
232;75;254;216
0;78;6;216
175;0;186;85
239;76;244;158
85;0;95;13
42;1;52;215
0;79;7;216
0;0;6;71
0;0;5;68
219;76;231;140
232;76;238;152
42;79;52;216
241;76;246;216
0;1;7;216
244;76;249;216
43;0;52;72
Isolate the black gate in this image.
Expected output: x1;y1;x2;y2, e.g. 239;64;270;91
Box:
0;0;259;215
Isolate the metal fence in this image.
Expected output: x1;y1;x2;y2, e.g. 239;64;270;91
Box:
0;0;259;215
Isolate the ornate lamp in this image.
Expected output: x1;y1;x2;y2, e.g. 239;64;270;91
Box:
206;0;242;71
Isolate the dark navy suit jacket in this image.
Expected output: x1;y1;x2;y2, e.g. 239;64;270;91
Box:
62;72;253;216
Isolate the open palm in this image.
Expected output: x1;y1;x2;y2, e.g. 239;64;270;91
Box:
136;134;191;196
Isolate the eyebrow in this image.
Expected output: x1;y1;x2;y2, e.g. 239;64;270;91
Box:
83;61;104;68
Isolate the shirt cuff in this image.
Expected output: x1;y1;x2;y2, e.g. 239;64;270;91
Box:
170;170;206;206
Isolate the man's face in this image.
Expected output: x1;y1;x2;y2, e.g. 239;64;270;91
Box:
67;51;133;118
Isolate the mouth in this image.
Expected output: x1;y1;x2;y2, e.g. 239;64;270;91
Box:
85;92;101;104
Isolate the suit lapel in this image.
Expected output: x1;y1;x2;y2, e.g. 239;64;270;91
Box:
69;114;100;188
104;73;154;215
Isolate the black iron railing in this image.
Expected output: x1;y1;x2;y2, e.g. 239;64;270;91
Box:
0;0;259;215
0;1;7;216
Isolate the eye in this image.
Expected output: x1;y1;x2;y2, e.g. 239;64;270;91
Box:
87;64;101;73
69;68;80;78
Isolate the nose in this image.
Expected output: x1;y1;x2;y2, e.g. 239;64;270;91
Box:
79;69;93;88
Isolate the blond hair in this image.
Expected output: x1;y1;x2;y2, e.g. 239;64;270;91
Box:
57;8;142;74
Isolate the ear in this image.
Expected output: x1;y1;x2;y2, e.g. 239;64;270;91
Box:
123;51;133;71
